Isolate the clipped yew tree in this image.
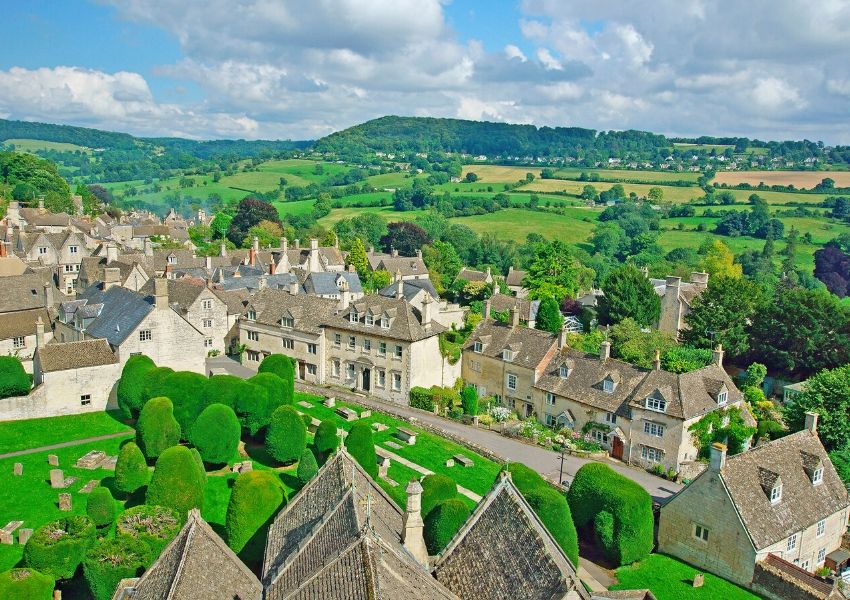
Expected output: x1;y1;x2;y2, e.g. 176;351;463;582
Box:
567;463;653;566
257;354;294;405
423;499;470;554
116;505;181;563
296;449;319;486
265;405;306;464
146;446;206;519
189;403;240;465
142;367;175;403
24;515;96;580
116;354;156;418
136;397;181;460
421;474;458;519
314;419;340;458
114;441;149;495
86;486;117;529
460;385;479;416
0;356;30;399
206;375;270;435
248;372;287;413
158;371;210;435
225;470;286;553
82;537;147;600
0;568;54;600
190;447;207;485
344;421;378;478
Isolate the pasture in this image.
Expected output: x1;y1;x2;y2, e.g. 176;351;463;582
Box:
712;170;850;189
2;138;93;154
672;142;735;153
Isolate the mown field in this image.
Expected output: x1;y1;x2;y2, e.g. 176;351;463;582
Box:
461;164;702;184
713;170;850;188
2;138;93;154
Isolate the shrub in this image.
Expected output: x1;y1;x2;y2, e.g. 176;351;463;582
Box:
116;505;181;563
409;386;434;412
158;371;209;435
265;405;306;464
114;441;149;494
225;470;286;553
345;421;378;478
248;372;287;413
203;374;246;409
314;419;340;458
594;510;614;552
24;515;96;580
257;354;294;405
0;356;30;399
142;367;175;402
461;385;479;415
189;403;240;465
206;375;270;435
146;446;206;519
421;474;458;519
136;397;181;459
82;537;147;600
86;486;116;528
567;463;654;566
423;499;470;554
190;448;207;485
116;355;156;418
0;568;54;600
524;486;579;567
431;386;460;411
297;449;319;486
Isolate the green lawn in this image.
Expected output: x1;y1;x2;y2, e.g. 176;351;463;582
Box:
0;412;132;454
610;554;761;600
448;208;598;245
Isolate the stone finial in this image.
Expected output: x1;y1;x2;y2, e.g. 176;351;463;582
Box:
709;442;727;472
402;480;428;568
653;349;661;371
600;340;611;361
804;412;819;433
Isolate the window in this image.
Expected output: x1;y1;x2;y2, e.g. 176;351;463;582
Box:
282;338;294;350
545;413;555;426
281;316;294;328
602;379;615;393
605;412;617;424
644;422;665;437
347;364;355;380
545;392;555;406
203;319;212;328
308;343;317;355
394;345;402;359
559;365;569;378
12;336;24;349
204;338;213;348
507;373;517;391
348;335;356;349
64;264;74;272
818;547;827;564
38;246;48;255
246;350;260;362
470;360;481;372
349;311;358;324
641;446;663;462
646;395;666;412
332;360;340;377
139;329;152;342
69;245;78;254
307;364;317;375
787;533;797;552
813;467;824;485
380;317;389;329
591;429;609;445
377;369;386;387
392;372;402;391
503;349;514;362
247;331;259;342
247;309;256;321
167;255;176;264
771;484;783;504
334;333;341;347
378;341;386;356
693;524;709;542
202;299;212;309
801;560;810;572
80;394;91;406
717;390;728;406
363;339;371;352
817;519;826;538
365;314;374;326
473;340;482;353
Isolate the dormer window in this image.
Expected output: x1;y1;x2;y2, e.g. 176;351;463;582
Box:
168;255;176;264
473;340;482;353
503;349;514;362
812;467;823;485
349;311;358;324
365;314;374;326
770;484;782;504
281;316;294;328
717;390;728;406
247;309;256;321
603;379;614;393
559;365;570;379
646;394;666;412
380;317;389;329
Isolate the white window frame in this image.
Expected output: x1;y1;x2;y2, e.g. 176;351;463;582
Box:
348;335;356;349
717;390;728;406
646;396;666;412
69;245;78;254
786;532;797;551
202;299;212;310
377;369;386;387
365;314;374;326
693;524;709;542
380;317;389;329
503;349;514;362
771;484;783;504
139;329;152;342
603;379;615;393
473;340;482;353
818;547;826;564
363;339;371;352
394;345;402;359
641;446;663;463
38;246;48;255
282;338;294;350
281;316;294;328
80;394;91;406
247;331;259;342
306;364;317;375
349;311;358;324
644;421;664;437
333;333;341;347
247;309;256;321
507;373;517;391
813;467;823;485
12;336;25;349
307;343;317;355
605;412;617;424
392;372;402;391
545;392;555;406
816;519;825;538
559;365;569;378
378;341;386;356
203;319;212;328
332;360;340;377
204;338;213;348
346;363;355;380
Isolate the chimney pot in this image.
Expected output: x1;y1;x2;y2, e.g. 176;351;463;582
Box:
205;255;212;270
35;316;45;349
289;279;299;296
43;283;53;308
600;340;611;361
416;249;422;259
709;442;727;472
804;412;819;433
558;326;568;349
653;349;661;371
665;276;681;288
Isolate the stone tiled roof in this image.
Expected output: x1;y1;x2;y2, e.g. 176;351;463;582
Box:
378;277;439;302
505;268;527;287
247;288;338;334
126;508;262;600
488;293;539;322
37;339;117;372
78;257;145;286
376;256;428;277
335;294;445;342
213;288;250;315
463;318;556;370
719;430;850;550
456;267;489;282
138;278;209;312
19;208;72;227
434;473;586;600
0;273;51;312
0;307;50;340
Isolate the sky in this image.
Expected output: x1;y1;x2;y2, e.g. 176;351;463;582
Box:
1;0;850;143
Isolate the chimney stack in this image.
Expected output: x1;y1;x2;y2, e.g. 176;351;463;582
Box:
712;344;724;368
347;263;355;273
483;299;491;320
416;248;422;259
220;241;227;257
258;275;267;290
103;267;121;290
558;326;568;349
804;412;819;433
653;349;661;371
402;480;429;568
691;271;709;291
144;237;153;257
709;442;727;472
43;283;53;309
665;276;681;290
252;236;260;254
154;278;168;310
205;255;212;271
294;239;300;250
289;279;299;296
391;247;398;258
308;238;320;273
339;279;351;311
510;307;520;327
35;316;45;349
600;340;611;361
106;243;118;265
421;293;433;328
38;195;45;210
269;261;276;275
396;273;404;300
280;237;288;252
486;266;491;280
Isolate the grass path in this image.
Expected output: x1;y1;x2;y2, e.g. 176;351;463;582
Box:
0;431;133;460
377;445;482;502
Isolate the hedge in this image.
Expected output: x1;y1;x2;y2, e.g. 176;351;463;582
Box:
421;474;458;519
146;445;206;519
257;354;294;406
136;397;181;460
189;403;241;465
116;505;181;563
82;537;147;600
225;470;286;553
116;354;156;418
461;385;479;415
205;375;270;435
0;356;30;399
158;371;209;435
567;463;654;566
314;419;340;458
345;421;378;478
297;448;319;486
0;568;54;600
248;372;287;413
506;463;547;492
142;367;175;403
409;385;460;412
204;374;246;409
24;515;96;580
594;510;614;552
86;486;116;528
423;498;470;554
408;387;435;412
265;405;306;464
114;441;149;494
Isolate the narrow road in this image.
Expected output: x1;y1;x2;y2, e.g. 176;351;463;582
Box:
0;431;133;460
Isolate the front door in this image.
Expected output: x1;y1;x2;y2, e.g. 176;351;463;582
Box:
611;436;624;460
298;361;306;380
362;367;371;392
524;402;533;418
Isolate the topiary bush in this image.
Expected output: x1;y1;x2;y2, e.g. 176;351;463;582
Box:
506;462;547;492
189;448;207;485
421;474;458;519
296;449;319;486
114;441;149;495
344;421;378;478
146;446;206;519
523;486;579;567
567;463;654;566
158;371;210;435
0;568;54;600
314;420;339;458
82;537;148;600
86;486;116;529
136;397;181;460
0;356;29;399
24;515;96;580
248;371;286;413
116;505;181;563
461;385;479;415
142;367;175;403
203;374;246;410
594;510;614;553
225;470;286;553
189;403;240;465
265;405;306;464
423;498;470;554
408;386;434;412
257;354;294;405
116;355;156;418
205;375;270;435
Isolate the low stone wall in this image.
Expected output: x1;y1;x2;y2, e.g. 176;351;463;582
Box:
751;555;835;600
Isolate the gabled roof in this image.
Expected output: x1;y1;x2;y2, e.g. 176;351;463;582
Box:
247;288;338;334
0;307;51;341
0;273;51;312
138;278;213;312
488;292;539;322
378;277;439;302
505;268;527;287
302;271;362;296
123;509;262;600
36;339;117;372
336;294;444;341
376;255;428;277
77;284;153;346
463;318;556;370
456;267;489;282
434;473;585;600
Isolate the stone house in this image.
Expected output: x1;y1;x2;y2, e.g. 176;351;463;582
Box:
456;266;493;286
659;415;850;597
77;245;152;292
301;270;364;300
505;266;528;297
651;272;709;337
487;293;539;328
15;230;90;294
370;250;430;281
272;237;346;274
0;273;58;372
379;276;465;329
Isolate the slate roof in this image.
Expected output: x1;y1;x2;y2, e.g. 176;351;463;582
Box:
335;294;445;341
463;318;557;370
303;271;363;296
718;429;850;550
78;257;146;286
506;268;527;287
378;277;439;302
0;307;50;340
0;273;51;312
36;339;117;372
247;288;338;334
434;473;586;600
124;508;262;600
77;284;154;346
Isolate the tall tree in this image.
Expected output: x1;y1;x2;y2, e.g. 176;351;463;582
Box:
523;240;593;301
597;264;660;327
784;364;850;451
535;296;564;334
226;197;280;246
346;238;370;281
380;221;431;256
422;241;462;294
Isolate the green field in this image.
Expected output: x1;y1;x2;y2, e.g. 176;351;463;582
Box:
0;412;132;454
552;167;703;183
672;142;735;153
2;138;93;154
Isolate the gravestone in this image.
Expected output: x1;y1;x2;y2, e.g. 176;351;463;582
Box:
0;521;23;544
372;423;388;432
79;480;99;494
48;454;59;467
58;493;72;511
13;463;22;476
336;407;358;422
445;458;455;468
75;450;108;470
693;574;704;588
308;417;321;433
18;528;32;545
297;400;313;409
324;397;336;408
101;456;117;471
385;441;402;450
49;469;65;489
453;454;474;468
360;410;371;418
396;427;417;445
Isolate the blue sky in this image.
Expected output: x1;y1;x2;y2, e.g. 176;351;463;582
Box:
1;0;849;142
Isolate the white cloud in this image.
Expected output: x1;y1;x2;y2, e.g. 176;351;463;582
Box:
504;44;527;62
536;48;562;70
751;77;806;112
